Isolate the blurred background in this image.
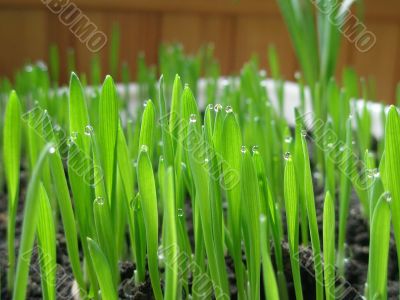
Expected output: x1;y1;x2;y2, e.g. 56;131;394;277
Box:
0;0;399;102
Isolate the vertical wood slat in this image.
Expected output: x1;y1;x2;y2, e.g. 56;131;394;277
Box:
0;2;399;102
0;9;47;78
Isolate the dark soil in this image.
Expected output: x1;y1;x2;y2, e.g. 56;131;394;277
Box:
1;149;399;299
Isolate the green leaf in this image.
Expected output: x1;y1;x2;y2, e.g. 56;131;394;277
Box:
323;191;335;300
137;146;163;300
381;106;400;275
260;215;280;300
367;193;391;299
69;72;90;151
37;184;56;300
241;147;261;300
283;154;302;300
12;143;52;300
163;167;179;300
98;75;119;200
3;90;22;291
3;90;21;208
139;99;155;157
221;110;245;299
87;238;118;300
301;133;323;300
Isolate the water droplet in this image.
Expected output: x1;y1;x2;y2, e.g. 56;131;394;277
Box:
366;168;378;179
383;191;392;203
189;114;197;124
204;158;209;163
284;136;293;144
294;71;301;80
48;146;56;154
143;100;148;107
181;162;187;170
225;106;233;113
241;146;247;154
283;152;291;161
207;104;214;111
339;146;345;152
326;142;334;149
177;208;184;217
252;145;259;154
214;104;222;112
159;156;164;163
259;214;267;223
94;196;105;205
140;144;149;153
352;140;356;145
84;125;94;136
301;129;307;137
53;124;61;132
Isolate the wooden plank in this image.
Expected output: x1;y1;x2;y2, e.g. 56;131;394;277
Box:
350;21;400;103
234;15;297;80
0;9;47;77
3;0;400;19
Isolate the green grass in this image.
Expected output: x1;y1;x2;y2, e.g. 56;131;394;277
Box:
1;23;398;300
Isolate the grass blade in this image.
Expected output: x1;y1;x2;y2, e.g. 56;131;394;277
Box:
381;106;400;278
12;143;52;300
3;90;22;291
137;146;163;300
87;238;118;300
37;184;56;300
323;191;335;300
367;193;391;299
283;153;302;300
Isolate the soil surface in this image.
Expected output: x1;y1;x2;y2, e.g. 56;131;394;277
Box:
1;152;399;299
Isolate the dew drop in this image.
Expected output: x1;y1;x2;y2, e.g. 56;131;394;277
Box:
84;125;94;136
259;214;267;223
383;191;392;203
253;116;260;123
48;146;56;154
143;100;148;107
326;142;334;149
366;168;378;179
94;196;105;206
301;130;307;137
177;208;184;217
204;158;209;163
189;114;197;123
214;104;222;112
339;146;345;152
252;145;259;154
207;104;214;110
283;152;291;161
181;162;187;170
284;136;293;144
225;106;233;113
140;144;149;153
241;145;247;154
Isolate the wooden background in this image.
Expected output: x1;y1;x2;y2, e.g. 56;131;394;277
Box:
0;0;399;102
